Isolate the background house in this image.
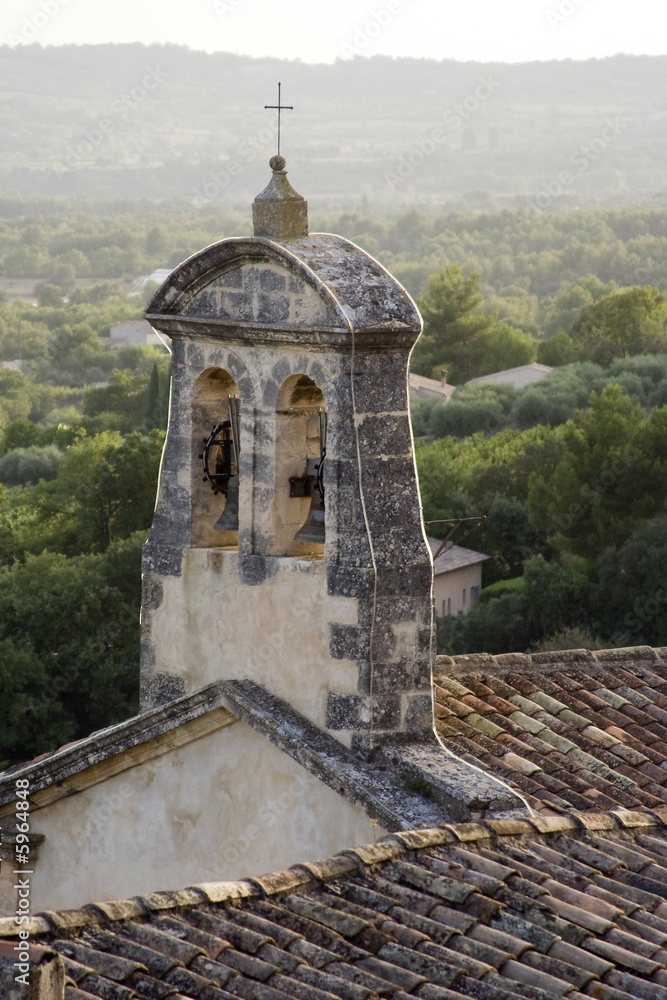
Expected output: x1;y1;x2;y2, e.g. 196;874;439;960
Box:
108;319;171;348
466;361;552;390
428;537;489;617
408;369;456;402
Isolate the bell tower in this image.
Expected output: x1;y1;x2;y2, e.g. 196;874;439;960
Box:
141;155;434;750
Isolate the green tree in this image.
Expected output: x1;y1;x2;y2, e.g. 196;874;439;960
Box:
0;534;144;765
0;369;32;431
411;265;496;382
145;360;170;430
476;322;537;375
429;383;516;439
596;517;667;647
437;593;532;655
539;274;616;339
29;430;164;554
412;265;537;382
528;384;667;562
567;286;667;365
1;419;41;453
0;637;74;768
0;444;63;486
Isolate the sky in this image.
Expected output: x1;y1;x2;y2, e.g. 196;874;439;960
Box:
2;0;665;63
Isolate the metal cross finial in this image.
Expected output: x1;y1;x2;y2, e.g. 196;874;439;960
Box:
264;82;293;157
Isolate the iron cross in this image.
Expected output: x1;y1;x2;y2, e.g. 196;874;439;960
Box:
265;82;293;156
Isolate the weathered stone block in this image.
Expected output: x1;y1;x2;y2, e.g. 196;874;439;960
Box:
330;624;364;661
404;694;435;733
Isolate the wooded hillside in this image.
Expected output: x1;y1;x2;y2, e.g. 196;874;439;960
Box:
0;45;666;205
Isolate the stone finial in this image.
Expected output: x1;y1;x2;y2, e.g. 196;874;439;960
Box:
252;156;308;241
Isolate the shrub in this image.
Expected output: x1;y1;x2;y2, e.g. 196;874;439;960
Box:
0;444;63;485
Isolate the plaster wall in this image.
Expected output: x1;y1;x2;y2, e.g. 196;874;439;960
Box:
0;720;382;916
152;550;359;734
433;564;483;618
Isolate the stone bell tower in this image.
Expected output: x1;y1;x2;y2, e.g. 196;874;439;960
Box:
141;155;434;750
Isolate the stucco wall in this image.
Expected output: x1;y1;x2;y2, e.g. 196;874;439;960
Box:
0;719;382;917
433;564;483;618
153;550;359;736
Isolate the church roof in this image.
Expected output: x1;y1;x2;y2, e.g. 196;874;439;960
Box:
6;648;667;826
6;809;667;1000
434;647;667;816
145;234;421;344
0;684;237;809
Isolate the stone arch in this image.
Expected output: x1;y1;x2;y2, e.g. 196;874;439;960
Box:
191;367;241;548
269;373;326;558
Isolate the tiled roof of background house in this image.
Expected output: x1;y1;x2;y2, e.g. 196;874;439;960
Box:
427;540;489;575
434;647;667;816
7;810;667;1000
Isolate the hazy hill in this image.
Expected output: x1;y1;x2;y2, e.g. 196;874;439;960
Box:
0;44;666;205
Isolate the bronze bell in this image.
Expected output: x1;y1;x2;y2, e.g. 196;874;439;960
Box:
214;474;239;531
294;458;325;544
294;487;325;544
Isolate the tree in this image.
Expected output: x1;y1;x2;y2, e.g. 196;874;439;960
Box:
145;361;170;430
513;362;602;428
0;369;32;431
0;637;74;768
567;286;667;365
1;419;41;453
523;554;593;641
30;429;164;554
411;265;496;382
477;322;537;375
437;593;532;655
0;534;144;766
412;265;537;383
528;384;667;562
539;274;616;339
596;517;667;647
429;383;516;439
0;444;63;486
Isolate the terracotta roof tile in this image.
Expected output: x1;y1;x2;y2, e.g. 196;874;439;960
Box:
17;769;667;1000
430;649;667;816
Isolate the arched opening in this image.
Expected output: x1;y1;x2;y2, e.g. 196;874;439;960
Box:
192;368;241;548
270;373;326;558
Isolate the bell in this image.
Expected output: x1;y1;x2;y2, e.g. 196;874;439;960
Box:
294;486;325;544
213;474;239;531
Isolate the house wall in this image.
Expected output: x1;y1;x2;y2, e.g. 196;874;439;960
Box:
433;563;483;617
0;720;382;917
